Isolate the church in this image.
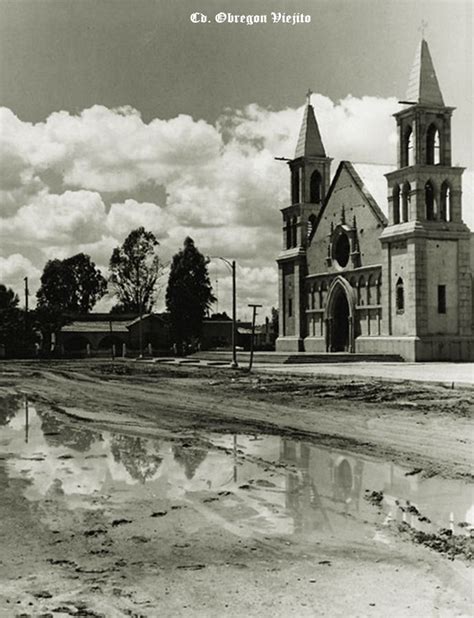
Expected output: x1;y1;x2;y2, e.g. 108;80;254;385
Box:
276;39;474;361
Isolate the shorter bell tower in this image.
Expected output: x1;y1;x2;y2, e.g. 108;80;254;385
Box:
276;92;332;352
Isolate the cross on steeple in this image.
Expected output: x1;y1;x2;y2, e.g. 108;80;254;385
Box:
306;88;313;105
418;19;428;38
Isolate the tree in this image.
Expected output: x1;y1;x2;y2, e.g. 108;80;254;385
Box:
0;284;37;356
166;237;215;352
109;227;161;314
271;306;279;337
37;253;107;314
0;285;19;311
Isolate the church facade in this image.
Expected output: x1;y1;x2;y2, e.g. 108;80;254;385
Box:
276;39;474;361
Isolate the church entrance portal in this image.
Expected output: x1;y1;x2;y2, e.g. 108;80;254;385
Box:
330;288;350;352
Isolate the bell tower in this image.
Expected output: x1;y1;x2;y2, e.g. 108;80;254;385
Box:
381;39;473;360
276;92;332;352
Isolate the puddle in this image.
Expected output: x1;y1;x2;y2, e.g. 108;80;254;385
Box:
0;397;473;546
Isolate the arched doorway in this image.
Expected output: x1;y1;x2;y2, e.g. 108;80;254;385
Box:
325;277;355;353
331;288;350;351
334;458;353;502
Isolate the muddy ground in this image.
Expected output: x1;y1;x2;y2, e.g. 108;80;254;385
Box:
0;360;472;617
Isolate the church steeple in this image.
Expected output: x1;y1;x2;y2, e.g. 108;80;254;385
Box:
289;92;332;207
405;39;444;106
385;37;464;227
392;38;455;172
294;91;326;158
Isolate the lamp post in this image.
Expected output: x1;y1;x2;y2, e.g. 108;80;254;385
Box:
209;256;238;369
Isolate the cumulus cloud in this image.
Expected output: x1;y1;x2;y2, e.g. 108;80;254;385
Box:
1;95;472;317
106;199;173;240
0;254;41;299
0;190;107;246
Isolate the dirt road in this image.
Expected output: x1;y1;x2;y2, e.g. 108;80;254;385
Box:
4;359;472;479
0;360;472;617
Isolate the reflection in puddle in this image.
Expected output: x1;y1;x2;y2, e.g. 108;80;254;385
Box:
0;397;473;543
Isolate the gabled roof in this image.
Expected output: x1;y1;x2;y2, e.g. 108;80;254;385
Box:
294;104;326;158
322;161;395;226
127;313;168;328
351;163;396;221
405;39;444;106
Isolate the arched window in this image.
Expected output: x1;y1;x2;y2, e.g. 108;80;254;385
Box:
440;181;451;222
425;180;435;220
307;214;317;241
291;168;300;204
310;170;322;203
396;278;404;314
367;274;374;305
426;124;440;165
310;286;315;309
375;276;381;304
393;185;400;224
402;182;410;222
285;217;292;249
291;216;298;247
357;276;365;305
321;281;327;307
318;284;323;309
403;126;414;167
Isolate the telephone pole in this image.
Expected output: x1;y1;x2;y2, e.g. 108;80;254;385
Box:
24;277;29;348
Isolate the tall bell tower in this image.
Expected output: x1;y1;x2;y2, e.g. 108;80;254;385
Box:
381;39;473;360
276;92;332;352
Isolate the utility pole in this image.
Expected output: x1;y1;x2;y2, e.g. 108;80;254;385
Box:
24;277;29;313
231;260;237;369
24;277;29;352
208;257;238;369
247;303;262;372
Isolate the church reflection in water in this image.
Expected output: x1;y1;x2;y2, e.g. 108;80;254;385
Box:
279;438;473;535
0;398;472;539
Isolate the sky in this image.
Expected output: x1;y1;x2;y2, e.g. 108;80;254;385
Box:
0;0;472;320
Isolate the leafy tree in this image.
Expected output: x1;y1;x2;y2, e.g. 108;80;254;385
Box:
0;395;21;426
166;237;215;352
0;284;38;356
271;306;279;337
111;435;163;483
35;254;106;346
0;285;19;311
37;253;107;314
172;444;208;480
209;311;231;321
109;227;161;314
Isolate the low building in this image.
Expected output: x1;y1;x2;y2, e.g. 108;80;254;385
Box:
127;313;170;350
57;312;275;355
58;314;133;354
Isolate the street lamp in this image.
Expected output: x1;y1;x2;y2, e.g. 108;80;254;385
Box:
208;256;238;369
